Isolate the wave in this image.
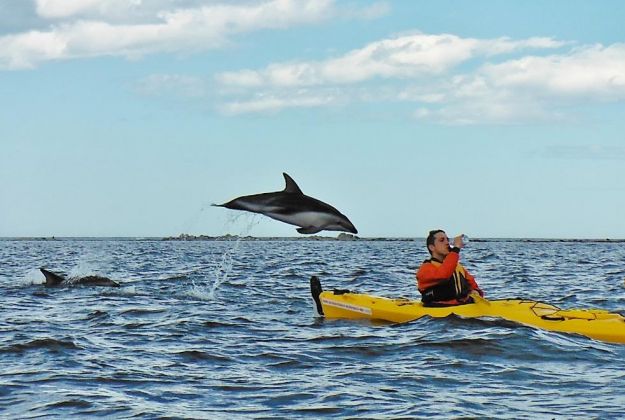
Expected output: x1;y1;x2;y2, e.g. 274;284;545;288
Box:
1;338;81;354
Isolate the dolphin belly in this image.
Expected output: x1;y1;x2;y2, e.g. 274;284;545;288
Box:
267;211;350;233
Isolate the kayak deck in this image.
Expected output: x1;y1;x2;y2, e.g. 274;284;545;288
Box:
310;276;625;345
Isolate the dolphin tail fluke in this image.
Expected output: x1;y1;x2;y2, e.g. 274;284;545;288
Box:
40;268;66;287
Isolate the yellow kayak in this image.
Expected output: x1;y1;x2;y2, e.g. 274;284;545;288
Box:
310;276;625;345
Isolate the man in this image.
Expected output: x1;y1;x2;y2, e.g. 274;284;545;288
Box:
416;229;483;306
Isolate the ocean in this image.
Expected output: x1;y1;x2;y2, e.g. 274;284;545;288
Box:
2;238;625;418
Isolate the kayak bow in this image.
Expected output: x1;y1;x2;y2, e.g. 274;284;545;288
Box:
310;276;625;345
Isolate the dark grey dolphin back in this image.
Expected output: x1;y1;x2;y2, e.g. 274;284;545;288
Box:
40;268;66;287
40;268;120;287
77;276;120;287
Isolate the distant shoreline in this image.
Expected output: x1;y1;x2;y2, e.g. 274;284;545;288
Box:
1;234;624;243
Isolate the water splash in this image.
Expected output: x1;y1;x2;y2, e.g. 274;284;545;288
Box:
224;210;262;233
69;259;100;278
68;245;112;278
19;268;44;286
190;212;261;300
178;199;215;235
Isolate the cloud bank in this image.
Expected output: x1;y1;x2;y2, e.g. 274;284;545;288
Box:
215;33;625;124
4;1;624;124
217;34;566;87
0;0;366;69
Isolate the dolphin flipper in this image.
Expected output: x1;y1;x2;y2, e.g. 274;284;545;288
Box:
297;226;323;234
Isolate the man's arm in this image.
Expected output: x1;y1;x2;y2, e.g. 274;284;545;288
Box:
416;250;460;290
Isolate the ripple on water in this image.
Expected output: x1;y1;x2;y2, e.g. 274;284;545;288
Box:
1;337;81;354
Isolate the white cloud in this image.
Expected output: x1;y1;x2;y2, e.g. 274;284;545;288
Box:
217;33;566;88
1;0;340;69
216;33;625;124
36;0;107;19
11;0;622;125
411;43;625;124
220;90;340;114
482;44;625;100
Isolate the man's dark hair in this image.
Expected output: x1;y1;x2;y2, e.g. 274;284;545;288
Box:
426;229;445;254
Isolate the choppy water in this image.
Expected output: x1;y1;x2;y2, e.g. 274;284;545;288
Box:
2;238;625;418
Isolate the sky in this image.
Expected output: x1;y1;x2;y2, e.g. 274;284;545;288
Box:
1;0;625;239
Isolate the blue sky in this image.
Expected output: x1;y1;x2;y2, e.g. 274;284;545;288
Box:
1;0;625;239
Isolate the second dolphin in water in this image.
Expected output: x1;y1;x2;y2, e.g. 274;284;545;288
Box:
214;173;358;235
40;268;120;287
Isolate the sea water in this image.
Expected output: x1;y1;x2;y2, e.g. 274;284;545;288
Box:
1;238;625;418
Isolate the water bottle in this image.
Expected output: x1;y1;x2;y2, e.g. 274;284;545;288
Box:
451;234;469;247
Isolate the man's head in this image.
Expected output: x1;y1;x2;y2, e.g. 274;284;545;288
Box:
426;229;450;257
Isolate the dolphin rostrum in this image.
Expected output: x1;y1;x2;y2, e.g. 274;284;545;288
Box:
213;173;358;235
40;268;120;287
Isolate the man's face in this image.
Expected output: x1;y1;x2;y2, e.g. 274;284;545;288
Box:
429;231;451;257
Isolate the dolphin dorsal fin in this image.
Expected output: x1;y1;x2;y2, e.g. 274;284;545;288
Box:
282;173;303;194
40;268;66;287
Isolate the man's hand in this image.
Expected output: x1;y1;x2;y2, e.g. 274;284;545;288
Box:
451;235;464;248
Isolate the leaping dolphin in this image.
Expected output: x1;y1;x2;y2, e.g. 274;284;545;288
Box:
213;173;358;235
40;268;120;287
